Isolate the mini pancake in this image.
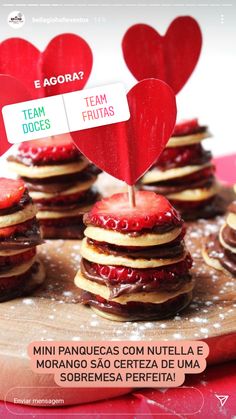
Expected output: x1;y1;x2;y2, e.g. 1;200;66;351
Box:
226;213;236;230
166;131;210;148
0;248;30;257
86;239;185;260
141;163;211;184
220;223;236;248
0;204;37;228
84;226;182;247
202;235;236;276
171;195;225;221
0;258;45;303
0;255;36;278
202;247;225;272
219;225;236;254
75;271;195;304
30;176;97;200
37;205;93;220
89;292;193;322
7;159;89;179
80;238;187;269
35;188;100;212
167;184;218;202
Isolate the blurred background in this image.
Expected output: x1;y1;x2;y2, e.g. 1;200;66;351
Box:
0;0;235;157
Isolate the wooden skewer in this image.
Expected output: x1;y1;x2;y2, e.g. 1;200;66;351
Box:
128;185;136;208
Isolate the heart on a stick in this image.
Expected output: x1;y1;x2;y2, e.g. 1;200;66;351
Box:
122;16;202;94
0;75;32;157
41;34;93;96
0;38;41;96
71;79;176;185
0;33;93;98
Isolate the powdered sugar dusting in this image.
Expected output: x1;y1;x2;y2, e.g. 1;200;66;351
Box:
0;210;235;353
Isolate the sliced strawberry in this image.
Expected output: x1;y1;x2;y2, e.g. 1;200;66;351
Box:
173;118;201;136
0;218;36;238
17;134;81;164
84;191;182;232
0;248;36;270
155;143;211;169
90;254;192;284
95;294;106;304
0;178;25;210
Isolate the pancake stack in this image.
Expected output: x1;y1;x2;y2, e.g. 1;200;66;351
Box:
75;191;193;321
203;186;236;276
140;119;223;220
8;134;100;239
0;178;45;302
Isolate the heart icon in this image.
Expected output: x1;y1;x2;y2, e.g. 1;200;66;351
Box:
0;33;93;98
0;75;32;157
71;79;176;185
122;16;202;94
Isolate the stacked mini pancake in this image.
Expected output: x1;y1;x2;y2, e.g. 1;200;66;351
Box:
75;191;193;321
203;186;236;276
140;119;223;220
8;134;100;239
0;178;45;302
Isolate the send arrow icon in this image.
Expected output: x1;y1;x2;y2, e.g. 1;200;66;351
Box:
215;395;229;407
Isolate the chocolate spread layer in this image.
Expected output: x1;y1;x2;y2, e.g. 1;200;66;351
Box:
0;191;31;216
206;234;236;276
36;188;100;211
228;201;236;215
80;258;191;298
141;176;214;195
25;165;98;184
87;238;185;259
84;217;183;237
221;224;236;248
25;170;97;193
80;290;191;320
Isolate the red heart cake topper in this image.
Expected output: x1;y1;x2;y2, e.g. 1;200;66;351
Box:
122;16;202;94
0;38;41;96
71;79;176;185
0;33;93;98
42;34;93;96
0;75;32;157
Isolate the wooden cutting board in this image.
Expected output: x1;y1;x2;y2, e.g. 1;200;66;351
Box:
0;181;235;406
